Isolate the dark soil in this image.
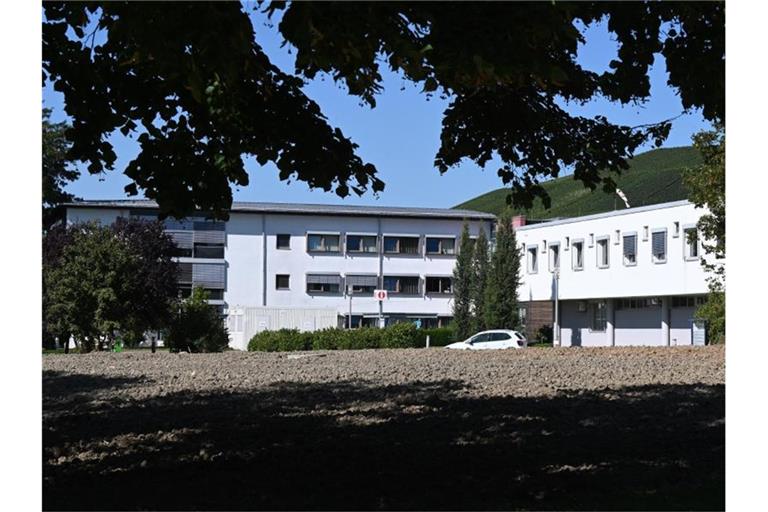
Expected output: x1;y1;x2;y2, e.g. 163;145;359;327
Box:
43;346;725;510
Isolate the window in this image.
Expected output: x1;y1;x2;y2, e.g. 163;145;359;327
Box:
306;274;342;293
617;297;660;310
425;237;456;255
572;240;584;270
383;276;420;294
469;333;491;344
590;301;607;332
425;276;453;294
489;332;513;341
307;234;340;253
651;229;667;263
548;242;560;271
565;236;570;250
345;275;378;294
596;237;609;268
623;233;637;266
588;233;594;247
383;236;420;255
276;274;290;290
684;227;699;260
527;245;538;273
194;243;224;259
171;246;193;258
346;234;378;254
276;234;291;250
642;226;649;241
518;306;527;327
673;222;680;238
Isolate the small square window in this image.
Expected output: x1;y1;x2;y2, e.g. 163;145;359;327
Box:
276;274;290;290
276;234;291;250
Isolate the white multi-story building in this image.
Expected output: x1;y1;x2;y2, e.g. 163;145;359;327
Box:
65;200;495;349
515;200;714;347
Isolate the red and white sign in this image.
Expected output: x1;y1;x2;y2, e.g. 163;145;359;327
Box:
373;289;388;301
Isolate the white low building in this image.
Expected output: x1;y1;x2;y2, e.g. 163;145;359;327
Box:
66;200;495;349
515;200;714;346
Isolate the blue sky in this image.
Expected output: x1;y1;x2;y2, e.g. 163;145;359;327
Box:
43;9;711;209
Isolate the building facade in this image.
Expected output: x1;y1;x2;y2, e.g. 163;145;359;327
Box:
515;200;713;346
66;200;495;349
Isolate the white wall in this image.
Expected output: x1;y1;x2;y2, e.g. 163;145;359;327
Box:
670;306;696;346
65;206;493;319
517;201;710;301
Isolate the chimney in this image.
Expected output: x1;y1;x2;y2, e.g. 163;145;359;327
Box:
511;214;527;228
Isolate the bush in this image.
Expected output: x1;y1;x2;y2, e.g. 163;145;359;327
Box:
381;322;419;348
247;323;452;352
421;327;456;347
167;287;230;353
535;325;553;344
247;329;312;352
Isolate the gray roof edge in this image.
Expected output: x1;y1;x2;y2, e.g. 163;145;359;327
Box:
515;200;695;230
64;199;497;221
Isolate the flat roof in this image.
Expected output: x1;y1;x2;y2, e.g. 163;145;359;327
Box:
515;200;695;231
65;199;497;221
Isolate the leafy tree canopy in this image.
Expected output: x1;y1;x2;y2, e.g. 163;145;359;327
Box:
43;108;79;230
43;218;179;351
44;1;723;219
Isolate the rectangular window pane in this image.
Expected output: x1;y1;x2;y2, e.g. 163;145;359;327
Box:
276;234;290;249
652;231;667;262
426;238;440;253
573;242;584;270
383;276;398;291
194;244;224;259
623;235;637;265
400;237;419;254
597;238;608;267
384;237;398;253
276;275;290;290
347;235;362;252
308;234;322;251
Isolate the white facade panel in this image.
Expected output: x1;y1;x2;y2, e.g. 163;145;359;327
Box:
517;201;710;301
64;202;494;345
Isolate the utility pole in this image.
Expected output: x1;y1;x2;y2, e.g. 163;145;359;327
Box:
553;269;560;347
347;285;354;329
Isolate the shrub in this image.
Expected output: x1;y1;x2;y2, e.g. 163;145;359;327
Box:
535;325;553;344
337;327;383;350
167;287;230;353
310;328;347;350
381;322;419;348
248;329;312;352
421;327;456;347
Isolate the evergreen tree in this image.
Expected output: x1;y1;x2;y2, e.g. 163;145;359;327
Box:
452;223;474;340
484;210;522;330
470;228;489;333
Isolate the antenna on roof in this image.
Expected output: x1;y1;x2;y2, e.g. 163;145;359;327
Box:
615;188;631;209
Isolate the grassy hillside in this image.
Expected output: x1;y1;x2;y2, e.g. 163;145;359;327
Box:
454;146;703;219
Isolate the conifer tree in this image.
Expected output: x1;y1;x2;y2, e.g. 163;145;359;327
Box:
484;210;522;330
452;223;474;340
470;228;489;333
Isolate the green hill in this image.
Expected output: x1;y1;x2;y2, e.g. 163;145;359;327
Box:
454;146;703;219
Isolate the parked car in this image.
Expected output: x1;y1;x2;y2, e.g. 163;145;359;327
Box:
445;330;527;350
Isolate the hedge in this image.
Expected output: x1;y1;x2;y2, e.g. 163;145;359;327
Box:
247;324;457;352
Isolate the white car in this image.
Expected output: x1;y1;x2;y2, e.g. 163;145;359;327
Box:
445;330;527;350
